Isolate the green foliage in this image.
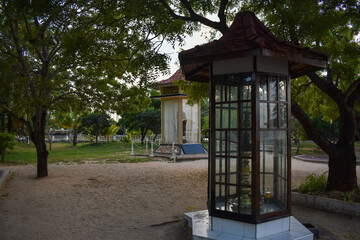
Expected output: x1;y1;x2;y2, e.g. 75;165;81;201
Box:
121;136;131;143
79;113;111;143
105;124;120;142
341;188;360;203
0;133;16;163
176;80;209;105
296;172;328;195
120;108;161;143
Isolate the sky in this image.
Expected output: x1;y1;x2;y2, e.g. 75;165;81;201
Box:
158;16;221;80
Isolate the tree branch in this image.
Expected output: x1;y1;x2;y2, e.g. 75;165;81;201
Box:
218;0;228;24
346;77;360;108
306;72;348;109
159;0;229;34
291;100;337;157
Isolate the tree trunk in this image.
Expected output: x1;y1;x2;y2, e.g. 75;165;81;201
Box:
1;149;5;164
327;143;358;191
30;108;49;178
95;134;98;144
7;115;12;133
0;113;5;133
295;139;300;155
292;101;358;192
73;132;78;146
140;129;146;145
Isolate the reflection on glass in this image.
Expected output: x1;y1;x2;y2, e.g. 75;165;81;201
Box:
240;130;252;157
260;131;287;214
240;82;251;100
215;184;225;210
227;158;237;184
260;76;267;100
279;78;286;101
260;103;268;128
215;85;222;102
240;102;251;128
230;86;238;101
215;157;225;183
215;131;226;154
229;131;238;156
279;104;287;128
269;103;278;128
269;76;277;101
221;104;229;128
230;103;238;129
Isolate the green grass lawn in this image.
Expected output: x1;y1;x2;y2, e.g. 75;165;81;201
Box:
292;141;360;156
4;140;360;165
4;141;158;165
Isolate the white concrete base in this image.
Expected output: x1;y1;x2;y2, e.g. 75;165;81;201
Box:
184;210;313;240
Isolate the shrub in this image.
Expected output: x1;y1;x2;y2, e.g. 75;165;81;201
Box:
296;172;328;195
0;133;16;164
121;136;130;143
341;188;360;203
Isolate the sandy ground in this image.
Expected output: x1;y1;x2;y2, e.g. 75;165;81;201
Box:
0;159;359;240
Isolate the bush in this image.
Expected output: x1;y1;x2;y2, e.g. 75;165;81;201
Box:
0;133;16;164
121;136;130;143
341;188;360;203
296;172;328;195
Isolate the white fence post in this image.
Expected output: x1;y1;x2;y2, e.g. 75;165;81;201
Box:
131;140;134;156
171;142;177;162
149;141;154;157
146;138;148;152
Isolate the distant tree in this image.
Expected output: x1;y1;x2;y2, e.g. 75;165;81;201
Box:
120;109;161;144
105;124;120;142
79;113;111;144
291;116;307;155
0;133;16;164
0;1;171;177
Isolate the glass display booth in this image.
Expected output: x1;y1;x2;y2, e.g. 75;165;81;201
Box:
210;63;290;223
179;11;327;238
153;69;205;155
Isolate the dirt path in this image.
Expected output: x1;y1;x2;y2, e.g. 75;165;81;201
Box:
0;159;359;240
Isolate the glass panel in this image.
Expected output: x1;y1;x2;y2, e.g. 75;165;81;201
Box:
240;77;252;100
279;77;286;101
279;103;287;128
163;99;179;144
259;75;268;100
240;130;252;157
230;86;238;101
215;157;225;183
222;104;229;129
215;105;220;129
260;103;268;128
229;131;238;156
260;131;287;214
227;158;237;184
215;85;222;102
227;186;238;212
182;99;200;143
240;102;251;128
230;103;238;129
215;184;225;210
215;131;226;154
269;76;277;101
239;158;252;213
269;103;278;128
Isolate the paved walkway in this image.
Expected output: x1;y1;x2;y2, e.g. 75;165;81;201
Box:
1;160;359;240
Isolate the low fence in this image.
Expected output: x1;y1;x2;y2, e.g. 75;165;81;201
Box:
42;134;162;143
